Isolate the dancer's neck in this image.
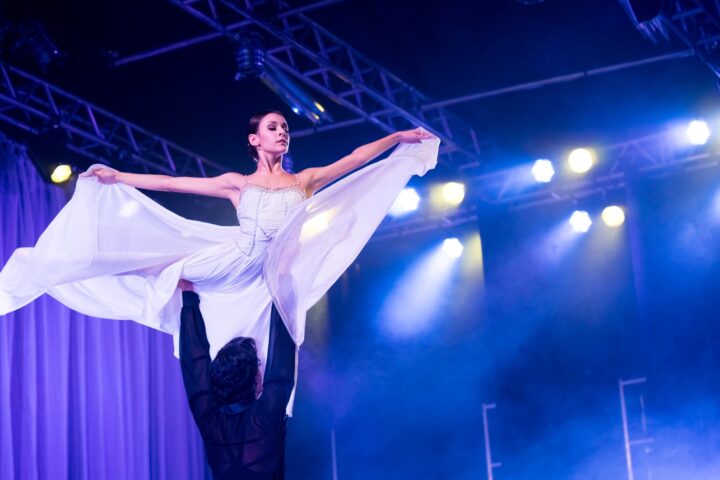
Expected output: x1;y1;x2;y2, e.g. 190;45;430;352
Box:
254;153;285;175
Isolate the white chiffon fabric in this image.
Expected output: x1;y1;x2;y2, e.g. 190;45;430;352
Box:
0;137;439;411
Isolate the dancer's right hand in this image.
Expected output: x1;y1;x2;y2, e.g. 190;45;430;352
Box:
396;127;434;144
80;168;119;184
177;279;194;292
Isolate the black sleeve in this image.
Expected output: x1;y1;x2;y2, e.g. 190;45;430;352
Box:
179;291;220;426
255;304;297;421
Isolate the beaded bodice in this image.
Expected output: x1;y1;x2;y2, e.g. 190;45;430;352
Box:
234;182;307;256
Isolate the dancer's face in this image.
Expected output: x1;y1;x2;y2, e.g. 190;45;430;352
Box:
249;113;290;159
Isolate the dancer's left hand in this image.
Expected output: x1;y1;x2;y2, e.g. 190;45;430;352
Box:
80;167;119;184
396;128;434;144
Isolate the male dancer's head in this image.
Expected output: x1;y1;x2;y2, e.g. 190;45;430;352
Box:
210;337;261;405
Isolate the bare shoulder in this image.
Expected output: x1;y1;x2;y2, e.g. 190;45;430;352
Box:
295;168;319;197
295;168;316;185
219;172;246;187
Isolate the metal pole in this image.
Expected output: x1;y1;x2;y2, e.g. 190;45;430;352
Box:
619;377;650;480
423;51;694;110
330;428;338;480
619;380;636;480
482;403;501;480
114;1;347;66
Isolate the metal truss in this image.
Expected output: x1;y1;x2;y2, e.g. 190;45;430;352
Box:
0;62;226;177
423;50;694;109
163;0;481;167
373;129;720;241
657;0;720;78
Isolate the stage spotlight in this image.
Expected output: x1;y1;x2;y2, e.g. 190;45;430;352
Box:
569;210;592;233
234;32;266;79
260;63;332;124
619;1;666;43
442;238;464;258
620;0;663;24
568;148;594;174
389;188;420;216
686;120;710;145
234;31;331;124
1;20;64;72
601;206;625;227
28;128;83;185
532;159;555;183
50;164;72;184
441;182;465;206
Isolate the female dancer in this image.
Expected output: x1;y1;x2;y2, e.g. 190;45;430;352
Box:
0;110;440;412
88;111;430;212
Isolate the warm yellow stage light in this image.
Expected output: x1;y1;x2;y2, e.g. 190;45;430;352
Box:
441;182;465;206
51;164;72;184
568;148;595;174
601;206;625;227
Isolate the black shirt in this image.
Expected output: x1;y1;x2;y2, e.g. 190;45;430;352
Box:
180;292;296;479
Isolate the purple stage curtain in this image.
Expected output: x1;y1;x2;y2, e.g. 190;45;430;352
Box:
0;136;211;479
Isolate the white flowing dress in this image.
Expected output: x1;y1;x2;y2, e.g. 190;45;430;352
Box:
0;138;439;411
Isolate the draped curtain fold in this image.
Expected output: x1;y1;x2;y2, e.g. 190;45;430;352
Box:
0;136;210;480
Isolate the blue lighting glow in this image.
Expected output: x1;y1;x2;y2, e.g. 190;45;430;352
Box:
380;243;460;338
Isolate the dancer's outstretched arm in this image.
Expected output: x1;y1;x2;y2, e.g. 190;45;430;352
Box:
252;305;296;427
298;127;434;194
179;288;222;428
81;168;243;199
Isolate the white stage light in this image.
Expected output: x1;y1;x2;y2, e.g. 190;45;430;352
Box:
531;159;555;183
442;238;464;258
569;210;592;233
389;188;420;216
686;120;710;145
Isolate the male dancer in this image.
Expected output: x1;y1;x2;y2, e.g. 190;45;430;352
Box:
179;281;295;479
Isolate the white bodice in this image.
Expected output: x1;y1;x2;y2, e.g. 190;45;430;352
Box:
235;184;307;256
